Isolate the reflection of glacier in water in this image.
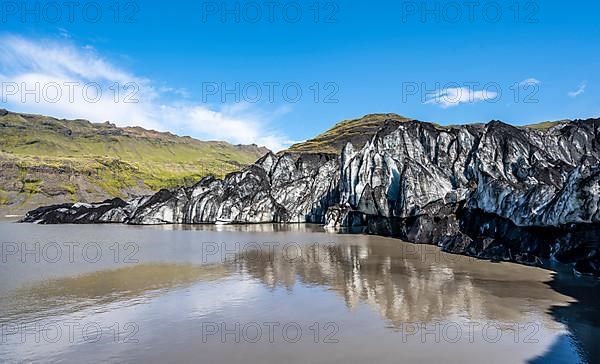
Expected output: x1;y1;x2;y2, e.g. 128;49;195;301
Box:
231;235;573;327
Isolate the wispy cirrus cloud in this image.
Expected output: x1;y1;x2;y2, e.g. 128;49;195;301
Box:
424;87;498;108
519;78;541;87
568;81;587;98
0;34;291;151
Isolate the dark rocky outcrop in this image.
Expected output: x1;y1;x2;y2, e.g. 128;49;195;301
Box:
23;198;130;224
22;116;600;275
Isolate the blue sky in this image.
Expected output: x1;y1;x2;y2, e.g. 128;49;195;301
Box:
1;0;598;150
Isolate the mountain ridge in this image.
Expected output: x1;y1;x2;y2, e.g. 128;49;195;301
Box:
285;113;573;155
0;109;269;216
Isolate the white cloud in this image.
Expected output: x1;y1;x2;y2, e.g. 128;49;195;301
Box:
57;28;71;39
159;103;294;148
159;86;191;98
0;35;290;151
424;87;498;108
568;81;586;98
519;78;541;87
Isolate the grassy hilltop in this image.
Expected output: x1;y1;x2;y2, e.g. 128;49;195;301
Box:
287;113;412;155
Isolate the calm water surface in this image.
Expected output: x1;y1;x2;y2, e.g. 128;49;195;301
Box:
0;222;598;363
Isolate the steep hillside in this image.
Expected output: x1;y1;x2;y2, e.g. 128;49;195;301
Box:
0;109;269;216
287;113;412;154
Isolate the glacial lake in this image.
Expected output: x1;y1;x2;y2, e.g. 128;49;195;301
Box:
0;221;598;363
